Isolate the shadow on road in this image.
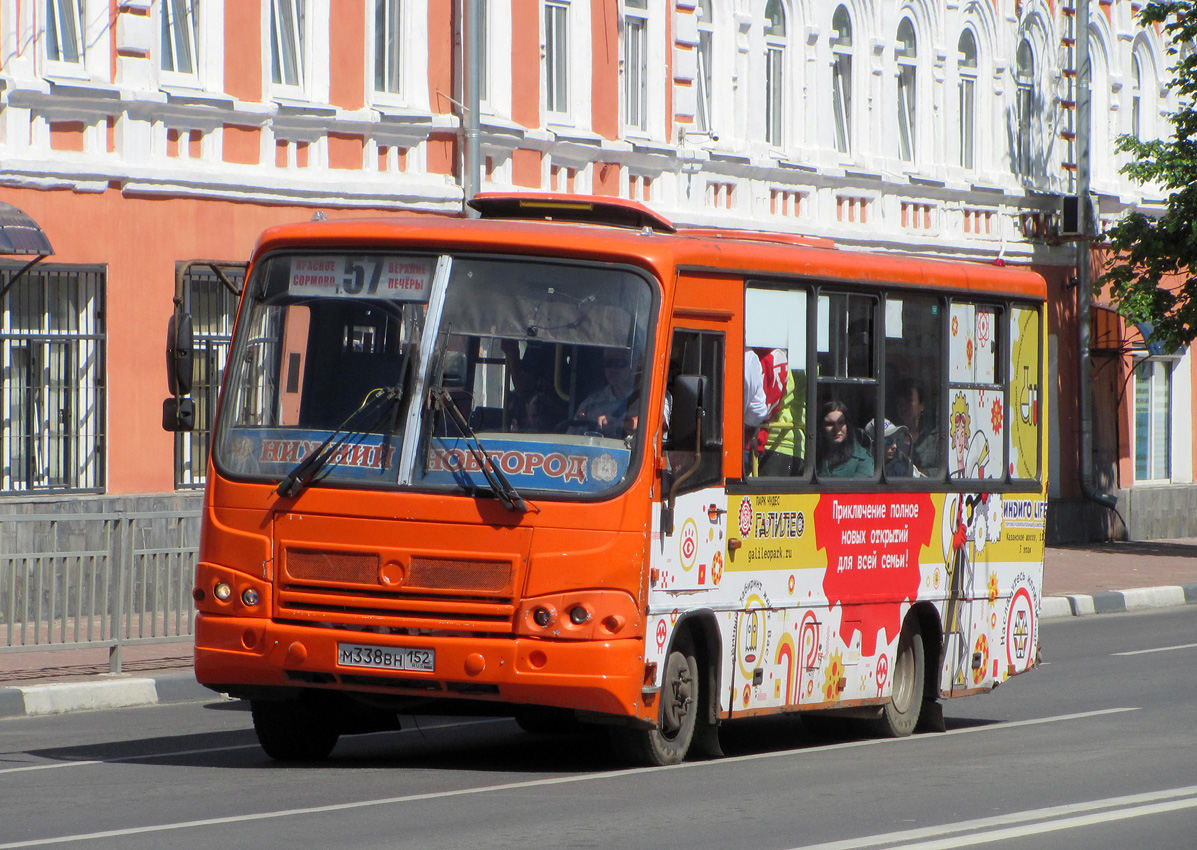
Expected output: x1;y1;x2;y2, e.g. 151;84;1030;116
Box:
15;707;1006;774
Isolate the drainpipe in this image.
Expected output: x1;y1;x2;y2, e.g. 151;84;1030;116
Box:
462;0;482;217
1075;0;1118;520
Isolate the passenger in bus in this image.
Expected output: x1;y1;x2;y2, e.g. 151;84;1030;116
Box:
754;348;805;476
894;378;940;475
866;418;915;477
817;401;873;478
744;350;768;469
573;348;639;437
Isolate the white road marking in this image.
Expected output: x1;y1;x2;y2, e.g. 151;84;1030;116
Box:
1113;642;1197;656
782;785;1197;850
0;707;1139;848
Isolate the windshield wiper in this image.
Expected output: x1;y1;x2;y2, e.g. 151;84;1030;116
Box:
430;386;528;513
276;386;405;498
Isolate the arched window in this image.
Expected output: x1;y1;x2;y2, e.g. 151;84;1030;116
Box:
896;18;917;162
1130;52;1143;139
1015;38;1034;175
765;0;787;147
958;29;977;169
696;0;714;132
832;5;853;155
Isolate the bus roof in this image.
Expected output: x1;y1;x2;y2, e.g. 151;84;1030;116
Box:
252;199;1046;301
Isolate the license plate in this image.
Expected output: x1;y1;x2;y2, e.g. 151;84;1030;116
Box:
337;642;435;672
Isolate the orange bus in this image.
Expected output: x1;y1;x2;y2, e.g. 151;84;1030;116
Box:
166;194;1047;765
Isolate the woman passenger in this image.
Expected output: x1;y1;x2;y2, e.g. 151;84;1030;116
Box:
817;401;873;479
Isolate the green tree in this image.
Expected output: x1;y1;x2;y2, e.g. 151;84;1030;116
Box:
1100;1;1197;354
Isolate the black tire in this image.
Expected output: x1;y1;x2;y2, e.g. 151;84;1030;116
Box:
870;616;925;738
609;642;699;766
251;697;341;762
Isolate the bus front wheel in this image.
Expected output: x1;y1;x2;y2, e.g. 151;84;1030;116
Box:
610;642;698;766
870;616;925;738
251;696;341;762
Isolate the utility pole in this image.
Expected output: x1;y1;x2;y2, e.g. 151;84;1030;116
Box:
462;0;482;217
1074;0;1118;523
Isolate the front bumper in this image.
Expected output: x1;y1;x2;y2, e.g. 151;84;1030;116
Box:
195;613;647;718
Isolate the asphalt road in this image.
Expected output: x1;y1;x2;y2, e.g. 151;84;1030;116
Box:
1;607;1194;850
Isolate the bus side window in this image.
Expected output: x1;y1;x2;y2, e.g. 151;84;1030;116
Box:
947;302;1004;480
744;286;808;478
1008;305;1042;480
664;329;724;493
884;294;944;479
815;292;879;480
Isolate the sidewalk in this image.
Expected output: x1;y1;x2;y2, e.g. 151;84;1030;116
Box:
2;539;1195;718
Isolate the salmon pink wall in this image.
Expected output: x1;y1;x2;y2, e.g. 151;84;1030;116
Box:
1;187;432;495
330;0;366;110
222;125;261;164
591;0;618;139
512;149;541;187
328;133;365;170
225;0;262;102
512;0;540;128
428;0;454;114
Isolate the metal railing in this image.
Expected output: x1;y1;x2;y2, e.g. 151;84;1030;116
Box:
0;508;200;673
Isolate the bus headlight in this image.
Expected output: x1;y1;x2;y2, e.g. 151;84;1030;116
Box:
241;588;260;607
213;582;233;601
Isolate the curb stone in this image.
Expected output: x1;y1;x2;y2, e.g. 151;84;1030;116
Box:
1041;584;1197;620
0;671;217;719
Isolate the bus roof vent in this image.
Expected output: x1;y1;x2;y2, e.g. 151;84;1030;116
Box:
468;193;676;233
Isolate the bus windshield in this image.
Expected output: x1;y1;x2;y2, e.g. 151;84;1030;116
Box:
212;252;656;499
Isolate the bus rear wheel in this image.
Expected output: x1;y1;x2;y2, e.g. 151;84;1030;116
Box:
870;616;925;738
251;696;341;762
610;643;698;766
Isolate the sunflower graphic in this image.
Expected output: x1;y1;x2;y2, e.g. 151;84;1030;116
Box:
988;573;999;604
972;635;989;685
823;649;846;702
990;397;1004;434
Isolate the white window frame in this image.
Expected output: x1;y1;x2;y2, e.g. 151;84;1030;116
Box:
764;0;787;148
623;0;648;133
1134;358;1173;482
695;0;714;133
831;4;853;156
544;1;570;120
269;0;307;95
374;0;402;96
896;17;917;164
958;28;978;171
161;0;200;82
44;0;85;76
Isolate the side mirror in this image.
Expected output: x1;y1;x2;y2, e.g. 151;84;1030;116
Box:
162;397;195;432
166;312;194;396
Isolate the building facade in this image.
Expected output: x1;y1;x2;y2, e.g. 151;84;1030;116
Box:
0;0;1192;542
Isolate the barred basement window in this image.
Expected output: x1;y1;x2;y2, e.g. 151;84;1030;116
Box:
0;264;105;493
174;264;243;489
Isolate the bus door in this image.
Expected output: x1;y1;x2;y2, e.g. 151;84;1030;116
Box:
645;275;738;690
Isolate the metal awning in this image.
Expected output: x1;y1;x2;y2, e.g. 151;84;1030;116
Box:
0;201;54;255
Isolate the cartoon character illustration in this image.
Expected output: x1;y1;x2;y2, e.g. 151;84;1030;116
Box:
951;392;990;479
942;487;1004;688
